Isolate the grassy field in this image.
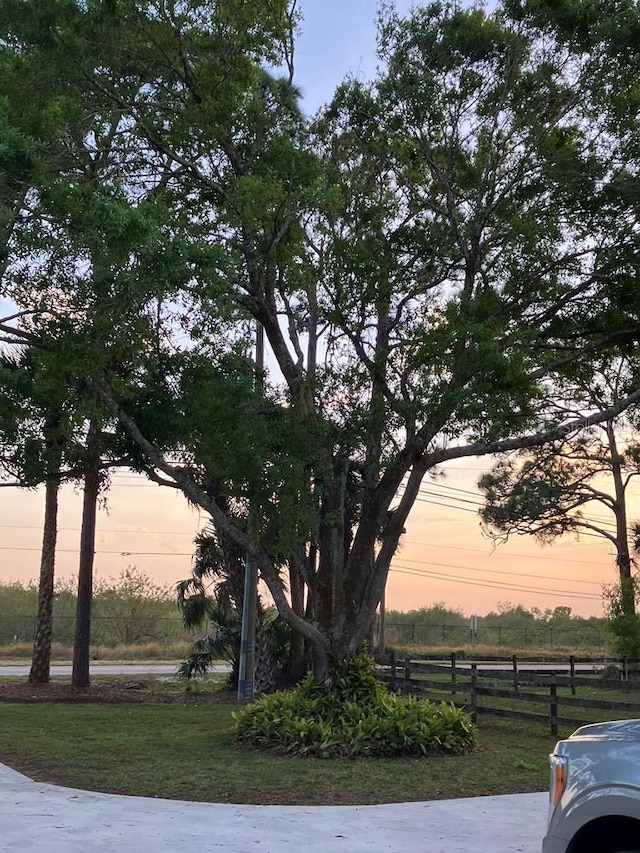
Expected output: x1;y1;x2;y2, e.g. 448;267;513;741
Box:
0;640;613;664
0;641;191;664
0;657;631;808
0;698;554;805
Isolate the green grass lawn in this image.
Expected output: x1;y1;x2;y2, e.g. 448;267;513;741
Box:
0;702;554;805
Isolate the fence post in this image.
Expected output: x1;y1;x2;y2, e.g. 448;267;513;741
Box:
550;677;558;737
390;650;397;691
623;657;629;682
512;653;519;695
451;652;457;695
569;655;576;696
404;655;411;694
470;663;478;723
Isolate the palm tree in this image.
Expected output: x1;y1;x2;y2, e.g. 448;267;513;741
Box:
71;417;103;688
0;349;69;683
29;409;64;684
177;517;290;694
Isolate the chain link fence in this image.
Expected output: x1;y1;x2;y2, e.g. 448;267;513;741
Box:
1;614;607;653
384;621;606;651
0;614;198;647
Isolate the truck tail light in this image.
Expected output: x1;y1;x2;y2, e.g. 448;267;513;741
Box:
548;755;568;825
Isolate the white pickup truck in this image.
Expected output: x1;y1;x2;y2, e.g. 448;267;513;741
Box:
543;719;640;852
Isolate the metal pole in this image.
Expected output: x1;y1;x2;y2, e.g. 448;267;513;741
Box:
237;549;258;702
377;589;386;660
237;323;264;703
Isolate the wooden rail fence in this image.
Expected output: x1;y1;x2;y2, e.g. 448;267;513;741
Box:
377;653;640;736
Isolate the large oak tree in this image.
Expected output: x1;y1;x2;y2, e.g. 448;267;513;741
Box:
4;0;640;678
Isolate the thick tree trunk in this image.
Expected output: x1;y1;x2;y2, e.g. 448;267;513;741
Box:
288;561;306;680
314;462;351;653
308;643;330;683
72;422;101;688
28;477;60;684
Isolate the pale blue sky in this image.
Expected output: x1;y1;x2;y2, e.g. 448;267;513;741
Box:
294;0;415;113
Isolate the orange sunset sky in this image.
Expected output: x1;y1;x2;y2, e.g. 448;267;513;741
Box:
0;458;620;618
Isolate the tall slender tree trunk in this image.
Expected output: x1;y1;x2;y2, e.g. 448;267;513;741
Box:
72;421;101;688
607;421;636;617
28;476;60;684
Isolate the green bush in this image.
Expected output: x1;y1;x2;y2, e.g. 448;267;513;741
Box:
602;578;640;659
233;653;476;758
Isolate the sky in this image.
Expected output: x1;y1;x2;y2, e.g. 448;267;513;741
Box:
292;0;409;113
0;0;627;618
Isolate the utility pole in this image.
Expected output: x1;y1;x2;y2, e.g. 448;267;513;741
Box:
237;323;264;702
237;550;258;701
377;588;386;660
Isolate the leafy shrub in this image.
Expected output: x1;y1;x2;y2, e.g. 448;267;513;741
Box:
599;663;621;683
603;578;640;659
233;653;476;758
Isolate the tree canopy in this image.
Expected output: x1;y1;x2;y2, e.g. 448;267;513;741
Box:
479;357;640;617
3;0;640;677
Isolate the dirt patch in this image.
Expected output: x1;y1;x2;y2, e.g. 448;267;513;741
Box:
0;679;237;705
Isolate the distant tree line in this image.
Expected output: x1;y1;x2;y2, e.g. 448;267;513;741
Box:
0;580;608;655
0;568;187;649
382;603;606;652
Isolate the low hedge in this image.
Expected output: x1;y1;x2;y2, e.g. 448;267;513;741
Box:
233;653;476;758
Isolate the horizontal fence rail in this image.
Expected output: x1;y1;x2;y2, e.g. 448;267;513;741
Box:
377;653;640;735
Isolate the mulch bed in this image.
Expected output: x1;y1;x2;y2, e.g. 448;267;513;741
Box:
0;680;237;704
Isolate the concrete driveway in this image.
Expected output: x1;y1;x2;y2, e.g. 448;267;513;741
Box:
0;761;547;852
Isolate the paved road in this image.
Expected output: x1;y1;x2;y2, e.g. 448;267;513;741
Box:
0;664;228;678
0;660;600;678
450;662;601;672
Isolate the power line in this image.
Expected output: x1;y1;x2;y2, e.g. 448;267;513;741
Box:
391;565;602;600
0;546;192;556
0;524;197;535
418;489;484;508
414;485;621;533
414;496;478;514
413;469;628;530
108;483;160;488
401;539;611;565
394;557;604;585
429;466;493;472
419;480;483;497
